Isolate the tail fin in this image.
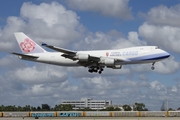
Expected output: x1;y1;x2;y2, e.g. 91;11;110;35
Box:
14;32;46;54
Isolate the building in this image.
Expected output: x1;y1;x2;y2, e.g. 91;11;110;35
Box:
61;98;112;110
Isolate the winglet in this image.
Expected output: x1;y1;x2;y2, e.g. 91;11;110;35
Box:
41;42;47;46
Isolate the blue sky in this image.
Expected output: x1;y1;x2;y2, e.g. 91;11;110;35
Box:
0;0;180;111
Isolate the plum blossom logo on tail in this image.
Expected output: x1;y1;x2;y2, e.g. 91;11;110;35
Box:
20;38;36;53
106;52;109;57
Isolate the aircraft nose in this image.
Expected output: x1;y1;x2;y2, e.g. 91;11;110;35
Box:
163;51;170;58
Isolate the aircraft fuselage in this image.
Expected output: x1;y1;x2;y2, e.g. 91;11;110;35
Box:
20;46;170;67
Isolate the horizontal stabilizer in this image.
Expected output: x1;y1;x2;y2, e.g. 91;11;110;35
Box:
11;52;39;59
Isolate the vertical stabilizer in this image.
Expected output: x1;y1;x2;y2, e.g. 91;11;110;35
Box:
14;32;46;54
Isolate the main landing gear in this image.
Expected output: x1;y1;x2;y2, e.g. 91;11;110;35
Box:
88;67;104;74
151;62;155;70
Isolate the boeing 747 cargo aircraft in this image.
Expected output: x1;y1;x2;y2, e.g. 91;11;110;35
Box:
12;32;170;74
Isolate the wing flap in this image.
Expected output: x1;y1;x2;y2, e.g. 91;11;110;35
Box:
89;56;100;62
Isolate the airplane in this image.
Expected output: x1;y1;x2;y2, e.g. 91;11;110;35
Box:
12;32;170;74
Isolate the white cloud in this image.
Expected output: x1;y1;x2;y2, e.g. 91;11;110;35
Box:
114;31;146;49
21;2;76;27
76;76;179;110
154;56;180;74
139;74;148;81
139;22;180;53
171;86;177;92
65;0;133;19
0;16;28;52
0;55;27;69
139;4;180;54
7;64;68;84
21;2;85;47
150;81;165;91
0;1;85;53
73;31;146;51
146;5;180;27
131;56;180;74
131;64;151;73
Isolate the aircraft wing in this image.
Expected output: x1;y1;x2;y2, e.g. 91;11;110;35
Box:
115;58;130;62
11;52;39;59
42;43;100;62
41;43;76;55
41;43;127;67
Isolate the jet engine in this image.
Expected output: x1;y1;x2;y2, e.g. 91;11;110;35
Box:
107;65;122;69
78;54;90;61
104;59;115;66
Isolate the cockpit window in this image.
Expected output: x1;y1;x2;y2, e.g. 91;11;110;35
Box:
155;46;159;49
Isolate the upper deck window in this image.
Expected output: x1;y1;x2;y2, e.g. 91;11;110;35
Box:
155;46;159;49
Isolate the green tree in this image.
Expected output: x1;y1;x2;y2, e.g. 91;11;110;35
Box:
122;105;132;111
30;106;34;111
25;105;31;111
37;106;41;111
100;106;121;111
168;108;175;111
17;106;22;111
134;103;148;111
0;105;4;111
81;107;94;111
42;104;50;111
105;106;115;111
114;107;121;111
53;104;74;111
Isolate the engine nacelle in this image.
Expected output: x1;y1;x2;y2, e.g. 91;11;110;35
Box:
113;65;122;69
78;54;89;61
104;59;115;66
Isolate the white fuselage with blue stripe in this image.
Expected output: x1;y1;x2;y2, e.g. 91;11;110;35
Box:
25;46;170;67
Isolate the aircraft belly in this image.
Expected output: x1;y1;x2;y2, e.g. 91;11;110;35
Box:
36;54;79;66
116;60;156;65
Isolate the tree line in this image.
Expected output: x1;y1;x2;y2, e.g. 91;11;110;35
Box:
0;103;148;111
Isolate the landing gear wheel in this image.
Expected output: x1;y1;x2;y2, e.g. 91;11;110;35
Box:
88;67;104;74
88;69;93;73
151;66;155;70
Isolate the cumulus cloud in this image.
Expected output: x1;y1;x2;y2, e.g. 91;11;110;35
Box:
0;1;85;53
65;0;133;19
0;55;27;69
139;22;180;53
139;74;148;81
139;4;180;53
0;16;27;52
155;56;180;74
131;56;180;74
7;65;68;84
146;5;180;27
78;76;180;110
73;31;146;51
131;64;152;73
